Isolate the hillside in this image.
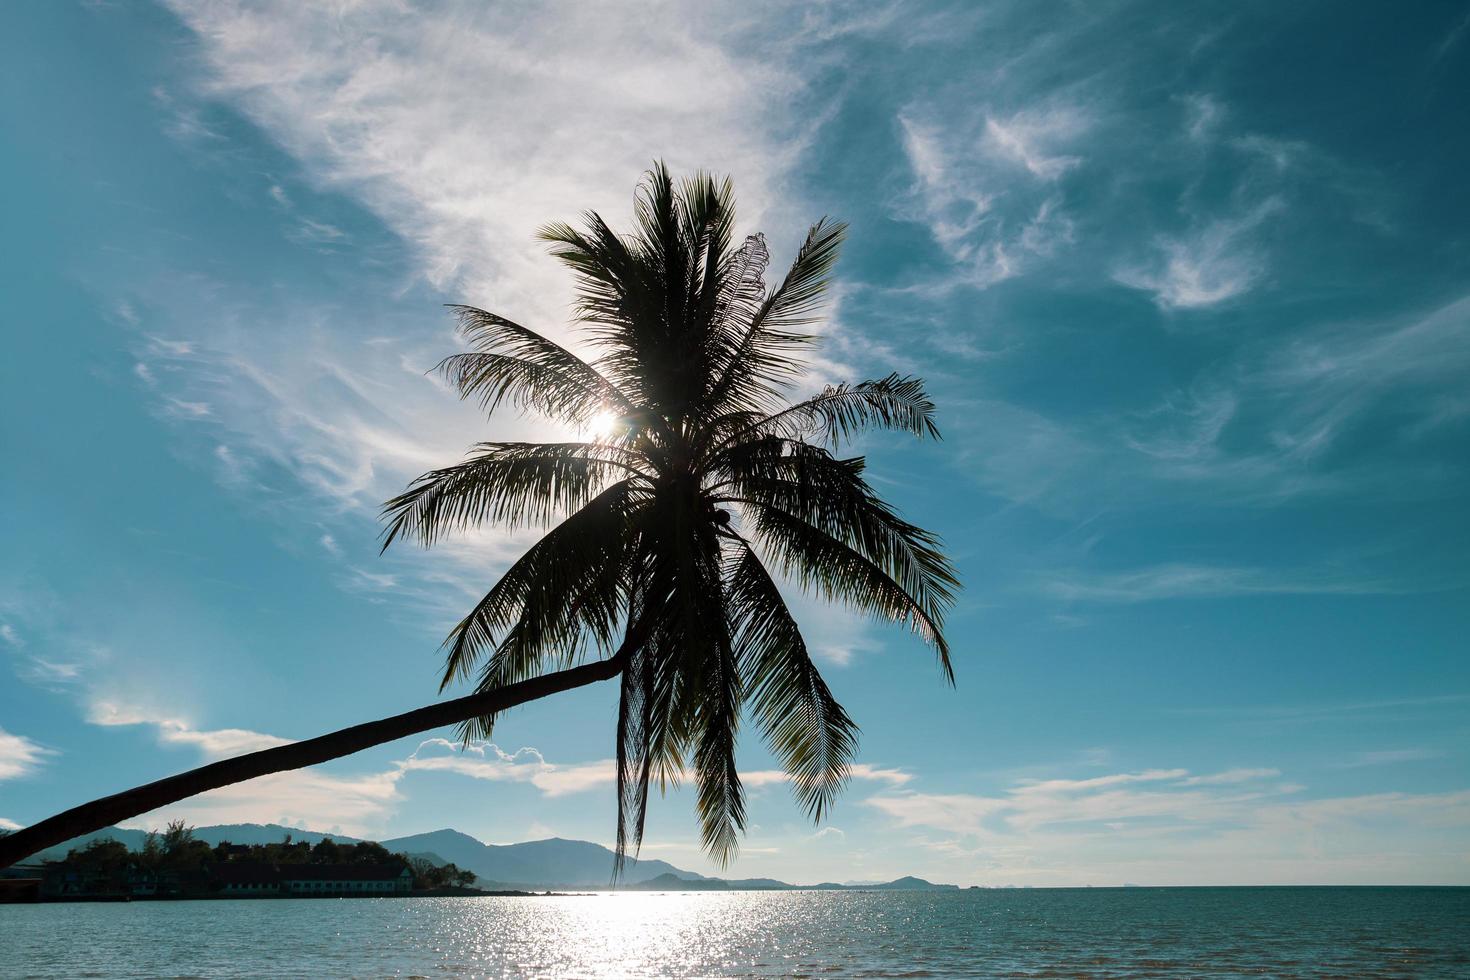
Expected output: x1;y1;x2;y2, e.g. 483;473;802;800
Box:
379;830;705;888
17;823;959;891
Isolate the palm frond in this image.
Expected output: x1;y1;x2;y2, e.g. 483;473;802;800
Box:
726;539;858;823
730;373;941;449
718;441;959;648
614;570;687;872
437;480;638;699
442;306;633;422
746;502;953;680
704;219;844;415
380;442;648;550
688;540;744;866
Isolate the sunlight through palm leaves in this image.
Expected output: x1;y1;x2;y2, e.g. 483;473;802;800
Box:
381;164;958;867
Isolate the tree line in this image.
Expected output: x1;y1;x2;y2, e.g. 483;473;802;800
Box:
44;820;478;890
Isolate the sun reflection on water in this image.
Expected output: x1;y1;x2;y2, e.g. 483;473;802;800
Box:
8;887;1466;978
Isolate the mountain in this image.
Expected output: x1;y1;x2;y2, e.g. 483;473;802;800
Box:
22;823;364;863
722;877;790;890
866;876;959;891
378;830;706;889
16;823;961;891
624;872;728;891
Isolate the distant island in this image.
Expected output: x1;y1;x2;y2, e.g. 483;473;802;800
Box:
2;822;961;900
0;821;551;903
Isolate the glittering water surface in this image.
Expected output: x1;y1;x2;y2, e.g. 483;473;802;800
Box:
5;888;1469;978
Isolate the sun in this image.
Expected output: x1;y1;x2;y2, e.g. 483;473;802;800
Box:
586;409;619;442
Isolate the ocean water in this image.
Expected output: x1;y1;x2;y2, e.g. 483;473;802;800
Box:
3;887;1468;978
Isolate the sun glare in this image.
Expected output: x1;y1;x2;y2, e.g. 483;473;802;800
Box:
587;410;619;442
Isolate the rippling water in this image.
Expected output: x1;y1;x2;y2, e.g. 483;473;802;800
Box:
5;887;1469;978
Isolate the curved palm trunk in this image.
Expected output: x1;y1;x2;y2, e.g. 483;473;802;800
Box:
0;656;625;868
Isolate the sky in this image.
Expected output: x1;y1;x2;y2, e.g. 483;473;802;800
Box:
1;0;1468;887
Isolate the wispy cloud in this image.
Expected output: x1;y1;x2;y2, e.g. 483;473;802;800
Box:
1261;293;1470;457
162;0;814;313
1337;748;1444;769
85;707;908;838
91;700;399;835
949;289;1470;515
0;728;53;782
1113;198;1284;310
866;766;1470;884
1181;768;1282;785
118;768;405;839
402;738;913;799
982;106;1088;180
400;740;615;799
1;620;90;689
89;700;293;760
1169;694;1470;726
1038;563;1396;603
895;100;1090;289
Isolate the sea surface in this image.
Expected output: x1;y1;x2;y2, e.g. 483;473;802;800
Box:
3;887;1468;978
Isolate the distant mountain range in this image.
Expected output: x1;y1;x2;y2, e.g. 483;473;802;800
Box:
19;823;959;891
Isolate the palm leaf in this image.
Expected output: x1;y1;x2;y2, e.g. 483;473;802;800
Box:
380;442;648;549
726;539;858;823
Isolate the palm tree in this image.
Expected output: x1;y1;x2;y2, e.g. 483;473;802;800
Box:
0;165;956;870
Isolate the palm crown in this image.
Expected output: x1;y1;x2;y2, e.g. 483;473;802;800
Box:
381;165;958;868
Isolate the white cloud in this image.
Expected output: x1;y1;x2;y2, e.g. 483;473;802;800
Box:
0;729;52;782
1;617;100;689
89;700;293;760
895;102;1089;289
80;700;394;835
401;739;614;798
162;0;810;315
163;396;212;419
981;107;1087;180
948;291;1470;515
1181;768;1282;786
1125;387;1238;462
1113;198;1284;309
740;764;912;790
847;764;913;786
119;768;405;839
1038;563;1394;603
20;658;83;685
866;766;1470;884
1262;293;1470;453
402;739;912;799
1181;93;1224;142
1338;749;1443;769
287;217;349;247
0;817;23;831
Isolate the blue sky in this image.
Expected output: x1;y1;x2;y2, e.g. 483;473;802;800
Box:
2;1;1467;886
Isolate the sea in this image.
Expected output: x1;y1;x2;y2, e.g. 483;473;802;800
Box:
3;887;1468;978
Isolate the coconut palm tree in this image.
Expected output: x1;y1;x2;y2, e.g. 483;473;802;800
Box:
0;165;956;870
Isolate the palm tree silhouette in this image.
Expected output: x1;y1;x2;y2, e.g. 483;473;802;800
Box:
0;165;957;870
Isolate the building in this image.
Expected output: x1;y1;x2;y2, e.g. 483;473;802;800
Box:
281;864;412;896
0;865;45;904
213;863;284;896
26;857;416;900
